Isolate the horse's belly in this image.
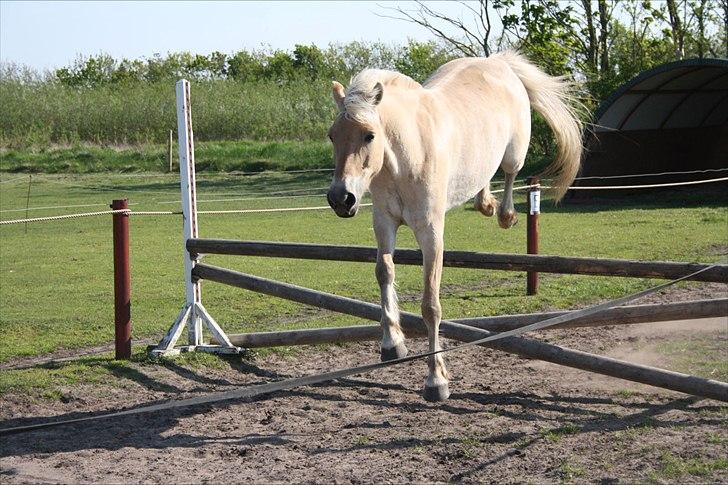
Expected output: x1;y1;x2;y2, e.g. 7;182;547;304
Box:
446;172;486;210
445;151;502;210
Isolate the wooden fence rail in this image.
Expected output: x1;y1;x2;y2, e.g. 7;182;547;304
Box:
215;298;728;348
188;239;728;283
193;263;728;402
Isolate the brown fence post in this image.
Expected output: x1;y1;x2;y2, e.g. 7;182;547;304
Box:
111;199;132;359
526;176;540;295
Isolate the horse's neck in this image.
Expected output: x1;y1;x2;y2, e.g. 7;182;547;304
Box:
380;89;438;180
379;87;499;211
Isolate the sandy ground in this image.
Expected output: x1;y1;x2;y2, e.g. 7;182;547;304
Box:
1;287;727;483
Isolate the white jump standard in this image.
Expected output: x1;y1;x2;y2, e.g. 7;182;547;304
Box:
151;80;241;357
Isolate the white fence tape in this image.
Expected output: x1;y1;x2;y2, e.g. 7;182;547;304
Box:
1;176;725;226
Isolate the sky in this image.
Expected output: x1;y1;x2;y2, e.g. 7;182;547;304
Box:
0;1;486;72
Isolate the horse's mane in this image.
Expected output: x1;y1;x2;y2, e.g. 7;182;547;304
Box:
343;69;420;125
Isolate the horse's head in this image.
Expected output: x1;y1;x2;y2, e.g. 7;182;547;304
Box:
326;80;385;218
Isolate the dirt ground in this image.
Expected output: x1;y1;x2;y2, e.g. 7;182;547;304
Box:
1;285;727;483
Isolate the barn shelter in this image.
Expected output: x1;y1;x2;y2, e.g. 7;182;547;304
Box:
578;58;728;188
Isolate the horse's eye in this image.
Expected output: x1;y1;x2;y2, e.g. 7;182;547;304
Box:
364;133;375;143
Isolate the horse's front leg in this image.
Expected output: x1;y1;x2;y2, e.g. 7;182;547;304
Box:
414;221;450;401
374;211;407;361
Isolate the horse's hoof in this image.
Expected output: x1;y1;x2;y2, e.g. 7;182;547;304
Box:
380;342;408;362
423;382;450;402
475;194;498;217
498;210;518;229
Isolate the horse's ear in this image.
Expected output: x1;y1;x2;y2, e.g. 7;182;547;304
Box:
372;82;383;105
332;81;345;111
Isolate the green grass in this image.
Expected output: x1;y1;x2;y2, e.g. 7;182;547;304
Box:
656;337;728;381
539;423;580;443
558;460;585;482
614;418;657;443
0;172;726;396
651;453;728;479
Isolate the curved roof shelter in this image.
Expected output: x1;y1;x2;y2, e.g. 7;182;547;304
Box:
579;58;728;188
594;58;728;132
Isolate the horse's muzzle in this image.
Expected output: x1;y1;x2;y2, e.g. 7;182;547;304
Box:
327;186;358;218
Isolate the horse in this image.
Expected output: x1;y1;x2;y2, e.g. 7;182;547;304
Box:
325;51;583;401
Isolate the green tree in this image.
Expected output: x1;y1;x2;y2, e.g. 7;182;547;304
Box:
292;44;326;79
263;50;296;82
227;50;264;82
394;40;454;82
55;54;117;87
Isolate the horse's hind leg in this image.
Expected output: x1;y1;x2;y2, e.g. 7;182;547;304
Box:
497;172;519;229
498;138;527;229
474;183;498;217
374;210;407;361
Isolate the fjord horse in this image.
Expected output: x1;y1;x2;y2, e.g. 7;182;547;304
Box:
326;51;582;401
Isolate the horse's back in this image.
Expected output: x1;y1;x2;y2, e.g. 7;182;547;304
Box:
421;56;532;209
423;56;523;95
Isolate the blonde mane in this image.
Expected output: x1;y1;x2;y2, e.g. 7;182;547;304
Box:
343;69;420;125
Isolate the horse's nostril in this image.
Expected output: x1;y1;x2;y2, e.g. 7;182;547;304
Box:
344;192;356;209
326;191;336;209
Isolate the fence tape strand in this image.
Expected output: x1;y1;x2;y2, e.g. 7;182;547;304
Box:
1;176;725;226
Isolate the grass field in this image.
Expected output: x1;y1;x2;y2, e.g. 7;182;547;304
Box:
0;171;726;396
0;139;332;173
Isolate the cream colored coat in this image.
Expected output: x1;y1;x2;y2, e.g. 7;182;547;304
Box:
326;51;582;401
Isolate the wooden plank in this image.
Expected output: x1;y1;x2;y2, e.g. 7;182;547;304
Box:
187;239;728;283
219;298;728;347
193;263;728;402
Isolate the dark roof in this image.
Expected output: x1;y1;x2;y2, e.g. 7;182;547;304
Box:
593;58;728;132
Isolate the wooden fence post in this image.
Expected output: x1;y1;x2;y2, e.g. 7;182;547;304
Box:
111;199;132;359
526;176;540;295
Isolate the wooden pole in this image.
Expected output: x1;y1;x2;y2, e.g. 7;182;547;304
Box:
111;199;132;359
168;129;174;172
219;298;728;348
186;239;728;283
193;263;728;402
526;176;540;295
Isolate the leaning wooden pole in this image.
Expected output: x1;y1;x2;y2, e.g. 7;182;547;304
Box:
193;263;728;402
220;298;728;348
187;239;728;283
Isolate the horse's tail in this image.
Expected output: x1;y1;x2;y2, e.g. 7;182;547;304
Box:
497;51;584;201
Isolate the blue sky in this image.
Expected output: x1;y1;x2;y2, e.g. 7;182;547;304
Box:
0;1;485;71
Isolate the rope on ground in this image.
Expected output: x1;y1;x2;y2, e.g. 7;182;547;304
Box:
1;263;724;436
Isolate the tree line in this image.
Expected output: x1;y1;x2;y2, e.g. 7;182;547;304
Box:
4;0;722;101
4;41;448;89
0;0;725;152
